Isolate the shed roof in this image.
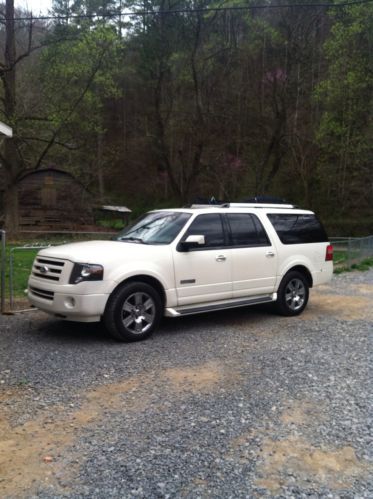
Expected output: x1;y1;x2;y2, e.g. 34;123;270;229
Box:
18;167;78;182
101;205;132;213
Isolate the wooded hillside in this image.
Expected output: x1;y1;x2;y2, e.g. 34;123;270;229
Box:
1;0;372;234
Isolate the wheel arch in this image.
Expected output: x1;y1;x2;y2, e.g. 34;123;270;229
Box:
286;265;313;288
107;275;166;308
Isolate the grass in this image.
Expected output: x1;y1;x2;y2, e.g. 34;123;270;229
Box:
351;257;373;271
333;250;348;265
97;219;126;230
333;257;373;274
3;246;39;299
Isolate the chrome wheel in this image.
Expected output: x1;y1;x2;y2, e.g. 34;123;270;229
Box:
284;278;306;311
121;292;156;334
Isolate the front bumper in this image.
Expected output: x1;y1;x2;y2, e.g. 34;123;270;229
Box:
28;278;109;322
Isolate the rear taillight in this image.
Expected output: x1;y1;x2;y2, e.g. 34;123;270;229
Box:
325;244;333;261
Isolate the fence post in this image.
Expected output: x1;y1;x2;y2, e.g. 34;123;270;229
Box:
0;230;5;314
9;248;14;311
347;238;352;268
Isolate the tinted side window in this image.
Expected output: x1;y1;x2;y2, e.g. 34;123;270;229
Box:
267;214;328;244
252;215;271;245
226;214;270;246
184;214;225;248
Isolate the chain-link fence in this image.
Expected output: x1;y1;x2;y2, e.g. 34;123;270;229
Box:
330;236;373;268
1;230;116;313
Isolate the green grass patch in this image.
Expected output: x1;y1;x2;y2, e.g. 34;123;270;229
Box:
350;257;373;271
3;246;39;298
333;266;351;274
333;250;348;265
334;256;373;274
97;218;125;230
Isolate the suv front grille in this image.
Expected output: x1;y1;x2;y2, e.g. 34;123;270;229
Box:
29;286;55;301
32;257;65;282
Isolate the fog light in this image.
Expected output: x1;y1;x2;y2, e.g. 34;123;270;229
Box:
64;297;76;309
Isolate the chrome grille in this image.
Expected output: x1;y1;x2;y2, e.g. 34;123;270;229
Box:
29;286;55;301
32;257;65;282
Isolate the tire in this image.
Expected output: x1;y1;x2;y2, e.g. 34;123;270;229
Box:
104;282;162;342
275;271;309;316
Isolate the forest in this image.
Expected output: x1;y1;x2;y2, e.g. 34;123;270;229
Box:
0;0;372;235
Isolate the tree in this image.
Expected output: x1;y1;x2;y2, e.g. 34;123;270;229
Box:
0;0;36;229
0;0;121;228
39;23;121;199
315;3;373;214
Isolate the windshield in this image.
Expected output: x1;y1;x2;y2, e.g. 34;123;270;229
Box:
115;211;191;245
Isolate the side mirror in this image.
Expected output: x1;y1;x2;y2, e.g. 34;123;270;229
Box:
179;234;205;251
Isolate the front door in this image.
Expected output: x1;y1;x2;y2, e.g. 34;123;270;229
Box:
173;214;232;306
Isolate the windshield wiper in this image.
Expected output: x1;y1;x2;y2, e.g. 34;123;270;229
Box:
118;236;147;244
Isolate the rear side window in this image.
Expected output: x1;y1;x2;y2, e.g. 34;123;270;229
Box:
267;214;328;244
226;214;270;246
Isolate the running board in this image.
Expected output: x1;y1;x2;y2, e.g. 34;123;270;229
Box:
165;294;276;317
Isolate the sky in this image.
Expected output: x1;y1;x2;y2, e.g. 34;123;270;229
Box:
15;0;52;15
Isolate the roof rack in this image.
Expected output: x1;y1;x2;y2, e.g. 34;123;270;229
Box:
189;202;295;209
187;196;296;209
189;203;229;208
229;202;295;209
241;195;288;204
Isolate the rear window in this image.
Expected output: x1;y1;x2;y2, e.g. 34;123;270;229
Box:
267;214;328;244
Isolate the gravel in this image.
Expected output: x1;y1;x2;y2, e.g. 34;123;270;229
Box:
0;270;372;498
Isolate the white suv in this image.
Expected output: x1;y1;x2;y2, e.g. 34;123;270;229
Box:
28;203;333;341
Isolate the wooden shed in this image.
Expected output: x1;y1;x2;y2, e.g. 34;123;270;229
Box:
17;168;94;229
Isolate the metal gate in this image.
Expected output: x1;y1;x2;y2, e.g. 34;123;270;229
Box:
8;243;54;311
0;232;53;314
0;230;5;314
0;230;115;314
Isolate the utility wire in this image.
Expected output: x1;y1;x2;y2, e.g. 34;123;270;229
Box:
2;0;373;23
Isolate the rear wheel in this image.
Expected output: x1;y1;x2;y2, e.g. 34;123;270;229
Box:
104;282;162;342
275;271;309;316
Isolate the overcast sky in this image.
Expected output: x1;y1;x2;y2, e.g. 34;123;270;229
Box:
15;0;52;15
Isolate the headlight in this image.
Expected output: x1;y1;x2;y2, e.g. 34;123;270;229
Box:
69;263;104;284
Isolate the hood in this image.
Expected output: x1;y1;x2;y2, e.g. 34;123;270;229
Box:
38;240;168;264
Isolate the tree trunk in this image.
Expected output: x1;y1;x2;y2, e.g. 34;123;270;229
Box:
3;0;19;230
97;132;105;204
3;171;19;230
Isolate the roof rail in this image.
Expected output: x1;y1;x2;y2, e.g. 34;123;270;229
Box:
189;203;229;208
188;202;295;209
229;202;295;209
187;197;228;208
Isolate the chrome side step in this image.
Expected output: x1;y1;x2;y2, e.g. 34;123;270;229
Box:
165;294;275;317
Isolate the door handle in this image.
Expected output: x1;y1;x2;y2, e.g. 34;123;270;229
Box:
216;255;226;262
266;251;275;257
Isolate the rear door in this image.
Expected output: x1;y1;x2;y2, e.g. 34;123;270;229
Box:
173;213;232;306
226;213;277;298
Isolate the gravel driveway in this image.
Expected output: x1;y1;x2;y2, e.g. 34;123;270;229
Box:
0;270;372;498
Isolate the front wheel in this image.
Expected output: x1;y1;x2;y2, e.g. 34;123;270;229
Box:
275;271;309;316
104;282;162;342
